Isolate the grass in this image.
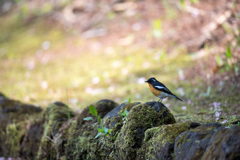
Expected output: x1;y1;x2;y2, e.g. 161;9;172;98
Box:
1;2;240;127
0;13;193;109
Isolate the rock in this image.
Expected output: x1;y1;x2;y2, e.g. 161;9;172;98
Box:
103;102;140;129
104;102;140;119
137;122;192;160
114;102;176;160
145;101;169;113
65;101;176;160
0;96;42;115
0;92;6;98
54;101;68;107
202;125;240;160
0;95;44;158
37;102;76;160
65;99;118;160
189;122;201;129
174;122;223;160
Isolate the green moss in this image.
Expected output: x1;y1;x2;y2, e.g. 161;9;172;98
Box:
2;123;24;157
176;132;188;149
37;103;76;159
114;103;176;159
137;122;191;159
119;102;141;113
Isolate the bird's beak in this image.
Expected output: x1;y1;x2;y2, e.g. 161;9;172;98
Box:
145;81;148;83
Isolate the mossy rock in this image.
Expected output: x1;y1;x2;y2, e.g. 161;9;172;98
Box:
104;102;141;119
0;92;6;97
64;99;118;160
0;95;43;158
114;102;176;160
103;102;141;129
137;122;192;160
202;125;240;160
37;102;76;160
75;99;119;127
0;95;42;128
0;121;28;157
174;123;223;160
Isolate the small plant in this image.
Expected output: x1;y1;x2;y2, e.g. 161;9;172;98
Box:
124;98;131;103
46;133;62;160
128;98;131;103
224;45;239;75
215;54;223;66
83;105;112;139
119;110;129;122
83;105;101;124
95;124;111;138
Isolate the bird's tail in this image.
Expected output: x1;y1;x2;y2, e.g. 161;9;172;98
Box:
171;94;183;102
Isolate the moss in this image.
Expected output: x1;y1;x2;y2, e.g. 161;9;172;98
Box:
36;103;76;160
175;132;188;149
0;97;42;126
64;114;98;160
0;96;43;158
114;103;176;159
1;122;25;157
119;102;141;113
137;122;191;159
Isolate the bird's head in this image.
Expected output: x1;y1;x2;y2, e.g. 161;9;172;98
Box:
145;77;156;83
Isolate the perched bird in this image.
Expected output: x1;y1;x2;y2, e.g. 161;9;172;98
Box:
145;77;182;102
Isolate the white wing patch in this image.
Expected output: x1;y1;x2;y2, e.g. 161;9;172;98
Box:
155;85;170;92
155;86;164;89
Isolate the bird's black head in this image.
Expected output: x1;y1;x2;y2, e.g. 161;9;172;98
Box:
145;77;157;83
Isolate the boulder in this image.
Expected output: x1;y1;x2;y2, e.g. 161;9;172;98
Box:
174;123;223;160
137;122;192;160
103;102;140;119
0;94;43;157
36;102;76;160
114;101;176;160
103;102;140;129
202;125;240;160
65;99;118;160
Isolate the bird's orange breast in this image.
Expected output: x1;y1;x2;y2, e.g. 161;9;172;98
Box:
148;83;162;97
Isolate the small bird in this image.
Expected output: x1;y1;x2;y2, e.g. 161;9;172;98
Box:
145;77;182;102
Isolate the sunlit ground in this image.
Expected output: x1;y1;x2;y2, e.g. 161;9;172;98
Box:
0;16;191;108
1;1;240;127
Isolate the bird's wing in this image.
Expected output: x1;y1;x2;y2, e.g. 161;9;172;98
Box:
153;83;173;95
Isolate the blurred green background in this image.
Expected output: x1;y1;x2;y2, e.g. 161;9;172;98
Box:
0;0;240;123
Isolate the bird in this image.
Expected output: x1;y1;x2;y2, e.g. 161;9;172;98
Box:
145;77;182;102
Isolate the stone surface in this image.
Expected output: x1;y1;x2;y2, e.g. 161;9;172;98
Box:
103;102;140;129
0;94;43;158
103;102;140;119
202;125;240;160
174;123;223;160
